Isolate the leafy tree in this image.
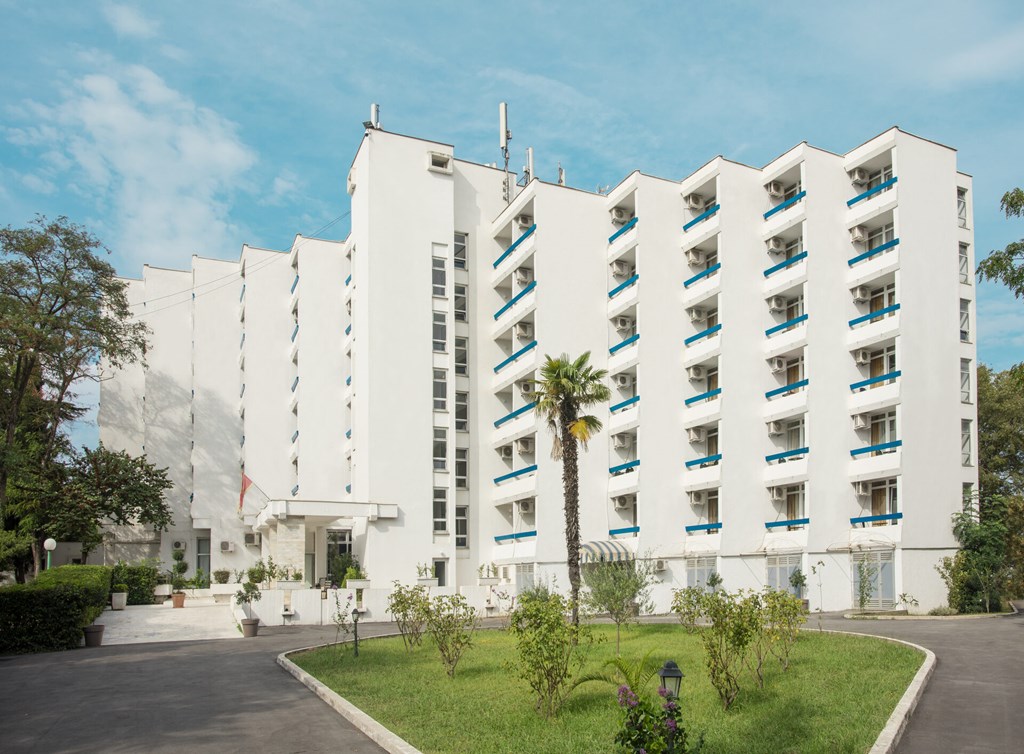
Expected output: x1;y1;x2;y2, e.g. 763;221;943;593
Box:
534;352;610;627
976;364;1024;501
977;188;1024;297
386;581;430;650
582;558;656;654
425;593;478;678
952;496;1009;612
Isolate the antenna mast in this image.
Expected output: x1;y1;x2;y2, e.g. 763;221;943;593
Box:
500;102;512;204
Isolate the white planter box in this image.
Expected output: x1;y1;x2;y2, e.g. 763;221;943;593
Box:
153;584;171;598
417;578;439;588
277;581;304;591
477;577;500;587
346;579;371;589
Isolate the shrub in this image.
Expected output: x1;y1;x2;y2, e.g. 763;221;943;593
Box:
764;589;806;671
386;581;430;650
170;549;188;591
235;581;262;619
928;605;958;616
112;583;129;593
213;569;231;584
582;559;656;654
111;560;160;605
34;565;112;625
0;584;92;653
700;589;757;710
670;586;705;633
425;593;479;678
247;561;267;584
615;684;704;754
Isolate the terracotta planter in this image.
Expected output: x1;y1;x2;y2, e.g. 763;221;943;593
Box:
83;624;104;647
111;592;128;611
241;618;259;638
171;592;186;608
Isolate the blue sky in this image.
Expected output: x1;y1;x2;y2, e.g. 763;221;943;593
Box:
2;1;1023;448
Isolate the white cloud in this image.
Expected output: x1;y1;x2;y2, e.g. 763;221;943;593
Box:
102;3;159;39
932;23;1024;87
20;173;56;195
259;169;301;206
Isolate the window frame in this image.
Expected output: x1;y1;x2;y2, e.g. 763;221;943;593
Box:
455;391;469;431
455;447;468;489
433;311;447;352
433;427;448;471
433;369;447;411
454;336;468;376
453;233;468;270
432;487;448;532
432;256;446;298
455;505;469;548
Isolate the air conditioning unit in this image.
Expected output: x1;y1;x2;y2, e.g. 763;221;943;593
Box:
518;499;534;514
171;540;187;552
849;167;870;186
514;267;533;285
685;248;705;266
688;426;706;443
654;559;667;573
514;321;534;339
610;260;632;278
768;357;786;373
767;295;786;313
765;236;785;255
853;413;870;431
613;373;635;388
686;365;705;381
613;316;634;332
518;380;536;396
686;307;706;323
850;225;869;243
852;285;871;303
515;437;535;454
766;420;783;436
515;214;534;229
244;533;261;547
853;349;871;365
765;181;784;197
220;541;235;553
613;495;635;511
688;490;706;505
612;433;634;450
684;192;704;210
609;207;631;225
853;481;871;497
769;486;786;503
499;445;514;459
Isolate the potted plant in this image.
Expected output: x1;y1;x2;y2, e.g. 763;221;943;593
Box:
170;549;188;608
213;569;231;584
111;583;129;611
476;563;499;586
235;578;262;638
789;568;809;611
416;563;438;588
345;565;371;590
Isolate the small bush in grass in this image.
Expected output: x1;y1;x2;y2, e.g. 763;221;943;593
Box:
671;586;706;633
582;558;656;654
928;605;958;616
387;581;430;650
426;593;479;678
701;589;757;710
112;559;160;604
764;588;806;671
332;590;354;648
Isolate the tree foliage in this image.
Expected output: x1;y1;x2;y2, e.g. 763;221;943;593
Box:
386;581;431;650
977;364;1024;500
425;593;478;678
977;186;1024;297
582;558;656;654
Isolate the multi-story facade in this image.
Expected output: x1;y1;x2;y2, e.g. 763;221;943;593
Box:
99;125;977;612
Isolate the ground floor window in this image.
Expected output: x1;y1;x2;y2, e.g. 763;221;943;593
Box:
515;562;535;593
327;530;353;582
852;550;895;609
766;553;801;596
196;538;210;580
686;556;716;591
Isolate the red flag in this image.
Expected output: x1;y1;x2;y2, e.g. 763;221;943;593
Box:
239;473;253;511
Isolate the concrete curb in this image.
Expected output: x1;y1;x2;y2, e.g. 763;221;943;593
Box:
277;634;422;754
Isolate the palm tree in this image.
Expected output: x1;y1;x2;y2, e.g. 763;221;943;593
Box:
534;352;611;626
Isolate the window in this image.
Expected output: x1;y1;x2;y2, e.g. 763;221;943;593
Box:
785;295;804;324
455;505;469;548
767;554;801;596
962;420;972;466
433;559;447;587
327;530;353;581
455;337;468;376
783;181;802;201
870;479;898;521
786;419;805;454
704;247;719;271
784;236;803;260
867;222;895;249
706;367;719;394
456;448;468;489
869;283;896;318
515;563;536;594
960;359;971;403
455;392;469;431
703;195;717;213
687;556;717;591
433;428;447;470
868;346;897;388
706;308;719;334
785;485;805;523
706;490;720;530
196;538;210;578
962;483;974;508
453;233;468;270
433;369;447;411
785;356;805;390
959;243;970;284
866;165;894;191
432;256;446;297
433;311;447;352
454;284;468;322
433;488;447;532
957;188;968;229
704;429;719;465
870;411;897;452
960;299;970;342
852;550;895;609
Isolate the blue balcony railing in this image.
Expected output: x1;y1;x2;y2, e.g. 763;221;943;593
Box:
291;485;299;497
763;190;806;220
345;429;351;439
493;465;538;484
290;275;299;294
608;216;638;244
847;176;898;207
849;303;900;328
685;454;721;468
610;333;639;355
685;522;722;533
765;447;808;463
609;273;639;299
610;395;640;413
684;387;721;406
493;224;537;269
763;251;807;278
344;323;352;336
685;323;721;345
765;313;808;337
848;237;900;267
850;512;903;526
345;484;351;493
494;280;537;319
494;401;537;428
494;530;537;543
610;460;640;475
684;263;721;288
765;379;808;399
683;204;720;231
850;440;902;457
494;340;538;373
291;430;299;443
765;518;809;529
345;274;352;286
850;370;900;391
291;376;299;392
345;375;351;386
291;324;299;342
609;526;640;536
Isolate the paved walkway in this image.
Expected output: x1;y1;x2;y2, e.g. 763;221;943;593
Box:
101;599;238;644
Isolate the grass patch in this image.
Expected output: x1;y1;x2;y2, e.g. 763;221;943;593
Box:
293;625;922;754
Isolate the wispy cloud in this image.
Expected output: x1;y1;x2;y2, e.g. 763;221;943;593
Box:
102;2;158;39
933;23;1024;87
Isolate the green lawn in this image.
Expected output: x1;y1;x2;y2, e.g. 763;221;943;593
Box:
292;624;922;754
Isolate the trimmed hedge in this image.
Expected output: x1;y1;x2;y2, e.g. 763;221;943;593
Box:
34;565;112;625
111;560;160;605
0;584;93;653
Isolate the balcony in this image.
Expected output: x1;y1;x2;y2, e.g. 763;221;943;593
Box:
609;468;640;497
494;530;538;543
608;334;640;373
494;465;538;485
846;179;899;229
492;402;538;446
685;454;720;469
492;471;538;507
685;388;721;408
610;459;640;475
608;273;639;300
847;305;900;351
683;263;721;290
765;518;809;531
610;333;639;356
494;280;537;321
609;526;639;538
850;370;900;392
766;447;808;463
608;217;638;260
850;440;902;457
492;529;538;560
685;324;721;347
850;512;903;527
685;522;721;534
763;456;808;487
683;389;721;428
763;252;807;292
608;216;638;244
847;177;898;208
848;375;900;415
765;314;807;339
683;204;720;232
609;396;640;433
765;379;808;400
494;340;538;375
763;191;806;221
493;224;537;272
848;238;900;268
849;441;902;481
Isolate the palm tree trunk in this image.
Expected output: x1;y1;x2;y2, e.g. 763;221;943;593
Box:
561;410;581;628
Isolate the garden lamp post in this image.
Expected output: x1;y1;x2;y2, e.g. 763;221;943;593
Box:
351;607;360;657
43;538;57;570
657;660;683;698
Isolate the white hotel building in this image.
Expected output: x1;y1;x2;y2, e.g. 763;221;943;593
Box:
99;123;977;613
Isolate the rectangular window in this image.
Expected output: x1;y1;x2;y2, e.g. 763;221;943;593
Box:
870;479;898;521
962;419;972;466
706;308;719;333
767;554;802;596
959;243;970;284
706;367;719;393
455;337;468;376
433;369;447;411
960;299;970;342
783;181;802;200
961;359;971;403
706;490;719;529
687;556;717;591
455;392;469;431
962;482;974;508
455;505;469;548
785;236;803;260
433;311;447;352
704;247;719;271
869;283;896;318
432;488;447;532
704;429;719;465
326;530;353;582
454;284;468;322
868;345;897;389
867;165;894;191
196;538;210;578
852;550;895;609
785;485;805;522
515;563;536;594
456;448;468;489
785;356;805;389
703;195;717;213
957;188;968;229
785;295;804;322
870;411;898;453
432;256;446;297
785;419;805;454
867;222;895;249
453;233;468;270
433;428;447;471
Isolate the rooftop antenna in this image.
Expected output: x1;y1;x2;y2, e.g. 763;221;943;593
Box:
517;147;534;187
364;103;381;130
500;102;512;204
557;162;565;187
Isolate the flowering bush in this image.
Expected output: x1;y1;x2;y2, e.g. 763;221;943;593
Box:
614;684;702;754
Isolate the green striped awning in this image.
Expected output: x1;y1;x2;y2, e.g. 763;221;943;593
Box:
580;540;634;563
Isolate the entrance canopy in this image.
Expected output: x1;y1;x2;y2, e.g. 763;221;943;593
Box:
580;540;635;563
